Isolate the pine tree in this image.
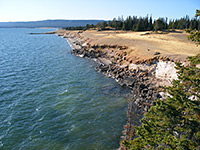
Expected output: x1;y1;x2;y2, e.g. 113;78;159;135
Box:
198;23;200;30
189;21;194;30
148;15;153;30
154;19;165;31
124;57;200;149
196;9;200;17
168;20;174;29
122;22;127;30
128;16;133;30
186;9;200;45
123;10;200;150
144;15;149;30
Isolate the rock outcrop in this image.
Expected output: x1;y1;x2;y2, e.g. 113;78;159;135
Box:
51;30;180;148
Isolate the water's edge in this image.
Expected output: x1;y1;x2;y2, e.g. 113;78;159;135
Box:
0;28;130;150
55;34;157;147
52;30;174;149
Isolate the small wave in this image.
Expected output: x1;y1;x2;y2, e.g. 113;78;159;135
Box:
38;117;44;122
70;124;75;131
36;106;41;112
0;72;17;78
66;124;76;133
1;88;15;96
66;111;72;116
59;89;68;95
0;141;3;147
66;39;74;50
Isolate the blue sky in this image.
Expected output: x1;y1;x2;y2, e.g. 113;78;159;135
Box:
0;0;199;22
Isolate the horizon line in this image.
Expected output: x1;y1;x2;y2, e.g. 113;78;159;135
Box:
0;18;110;23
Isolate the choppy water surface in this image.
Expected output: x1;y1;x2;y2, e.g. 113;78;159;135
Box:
0;28;129;150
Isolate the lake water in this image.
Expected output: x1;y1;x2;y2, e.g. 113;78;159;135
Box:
0;28;129;150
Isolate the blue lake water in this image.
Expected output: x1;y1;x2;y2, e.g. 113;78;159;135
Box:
0;28;129;150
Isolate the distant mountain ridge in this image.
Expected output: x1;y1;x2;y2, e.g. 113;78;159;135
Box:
0;19;105;28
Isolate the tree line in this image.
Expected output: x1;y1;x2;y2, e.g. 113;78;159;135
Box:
65;15;200;31
122;10;200;150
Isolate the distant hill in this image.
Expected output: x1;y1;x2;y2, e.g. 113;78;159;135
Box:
0;20;105;28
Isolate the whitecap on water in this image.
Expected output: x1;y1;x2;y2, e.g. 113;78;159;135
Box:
38;117;44;122
66;124;76;133
35;106;41;112
70;124;75;131
59;89;68;95
5;116;12;126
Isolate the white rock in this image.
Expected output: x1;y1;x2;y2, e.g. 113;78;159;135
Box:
82;42;88;47
155;61;178;82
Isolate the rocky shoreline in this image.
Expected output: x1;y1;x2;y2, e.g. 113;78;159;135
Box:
71;42;161;142
49;30;180;149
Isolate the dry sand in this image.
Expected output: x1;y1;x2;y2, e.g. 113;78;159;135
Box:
54;29;200;62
